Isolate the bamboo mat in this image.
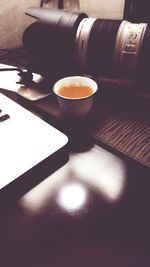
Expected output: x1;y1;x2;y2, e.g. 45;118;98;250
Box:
34;93;150;168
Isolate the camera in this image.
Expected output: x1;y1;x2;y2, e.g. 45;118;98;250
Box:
23;7;150;82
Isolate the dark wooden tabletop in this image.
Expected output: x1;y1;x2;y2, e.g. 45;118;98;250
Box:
0;143;150;267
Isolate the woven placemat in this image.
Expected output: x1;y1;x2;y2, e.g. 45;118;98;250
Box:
92;102;150;167
33;92;150;168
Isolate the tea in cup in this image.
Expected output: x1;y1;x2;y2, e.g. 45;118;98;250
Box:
53;76;98;117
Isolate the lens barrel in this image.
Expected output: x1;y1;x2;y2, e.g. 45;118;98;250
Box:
81;19;121;77
23;8;150;82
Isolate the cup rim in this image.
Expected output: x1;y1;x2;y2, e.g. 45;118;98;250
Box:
53;76;98;100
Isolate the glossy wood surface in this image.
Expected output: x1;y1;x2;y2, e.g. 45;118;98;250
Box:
0;140;150;266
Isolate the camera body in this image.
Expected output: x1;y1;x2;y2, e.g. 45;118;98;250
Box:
23;6;150;83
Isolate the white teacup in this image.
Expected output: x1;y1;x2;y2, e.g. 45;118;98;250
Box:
53;76;98;117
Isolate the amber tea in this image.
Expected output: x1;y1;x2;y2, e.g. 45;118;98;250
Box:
58;83;93;98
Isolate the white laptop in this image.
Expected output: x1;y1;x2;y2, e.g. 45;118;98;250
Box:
0;93;68;197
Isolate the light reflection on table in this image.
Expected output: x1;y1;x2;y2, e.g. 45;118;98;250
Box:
19;145;127;215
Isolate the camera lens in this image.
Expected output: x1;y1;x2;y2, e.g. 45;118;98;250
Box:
23;8;150;82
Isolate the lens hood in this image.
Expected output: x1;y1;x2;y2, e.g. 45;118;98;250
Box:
25;7;87;31
23;8;87;78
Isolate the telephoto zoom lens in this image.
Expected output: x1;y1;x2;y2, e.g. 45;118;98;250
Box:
23;8;150;82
